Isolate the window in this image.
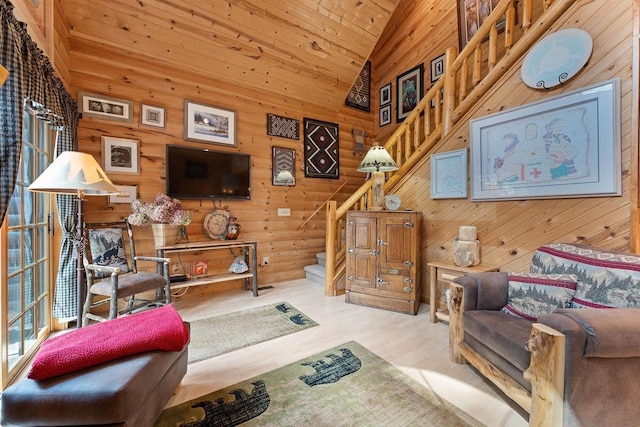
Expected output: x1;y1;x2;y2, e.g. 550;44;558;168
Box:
1;109;53;387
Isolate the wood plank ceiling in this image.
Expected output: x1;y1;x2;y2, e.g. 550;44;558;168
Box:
62;0;401;111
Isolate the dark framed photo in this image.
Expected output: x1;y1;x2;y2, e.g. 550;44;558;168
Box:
272;146;296;186
380;83;391;106
101;136;140;175
430;54;445;83
396;63;424;123
379;105;391;127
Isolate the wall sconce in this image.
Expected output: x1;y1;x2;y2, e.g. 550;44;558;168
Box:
357;142;398;210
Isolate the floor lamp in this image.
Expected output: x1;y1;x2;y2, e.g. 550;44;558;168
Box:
357;142;399;210
28;151;119;327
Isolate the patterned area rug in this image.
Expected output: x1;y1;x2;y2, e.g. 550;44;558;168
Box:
188;302;317;364
156;341;483;426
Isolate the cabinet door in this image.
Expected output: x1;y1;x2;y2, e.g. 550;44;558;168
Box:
346;215;377;289
378;214;416;295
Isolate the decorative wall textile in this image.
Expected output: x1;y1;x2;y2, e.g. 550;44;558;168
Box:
303;118;340;179
266;113;299;140
345;61;371;111
0;0;80;320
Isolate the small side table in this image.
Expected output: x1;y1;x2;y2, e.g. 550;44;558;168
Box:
427;261;499;323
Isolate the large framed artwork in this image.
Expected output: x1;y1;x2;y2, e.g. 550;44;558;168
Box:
431;149;468;199
303;118;340;179
78;92;133;123
102;136;140;175
345;61;371;111
184;100;236;146
396;63;424;123
470;78;621;201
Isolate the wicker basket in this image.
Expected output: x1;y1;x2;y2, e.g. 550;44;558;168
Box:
151;223;181;247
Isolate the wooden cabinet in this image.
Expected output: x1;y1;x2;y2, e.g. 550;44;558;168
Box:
345;211;421;314
427;261;499;323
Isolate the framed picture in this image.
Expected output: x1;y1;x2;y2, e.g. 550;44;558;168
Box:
380;83;391;106
140;104;166;128
345;60;371;111
379;104;391;127
102;136;140;175
78;92;133;123
430;54;445;83
431;149;468;199
267;113;300;140
272;146;296;186
109;185;137;204
396;63;424;123
470;78;621;201
303;118;339;179
184;100;236;146
457;0;511;50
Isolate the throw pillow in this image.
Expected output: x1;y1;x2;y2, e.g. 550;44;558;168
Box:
531;243;640;308
87;228;130;279
501;272;578;321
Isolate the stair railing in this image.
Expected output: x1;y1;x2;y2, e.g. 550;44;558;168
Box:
324;0;579;296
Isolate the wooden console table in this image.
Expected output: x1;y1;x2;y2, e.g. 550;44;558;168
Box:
156;240;259;296
427;261;499;323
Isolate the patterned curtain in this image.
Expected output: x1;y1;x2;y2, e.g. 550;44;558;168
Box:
0;0;80;320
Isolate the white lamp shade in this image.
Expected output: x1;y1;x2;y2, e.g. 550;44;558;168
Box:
357;144;398;173
28;151;119;195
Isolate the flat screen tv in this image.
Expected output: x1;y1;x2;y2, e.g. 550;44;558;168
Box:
166;145;251;200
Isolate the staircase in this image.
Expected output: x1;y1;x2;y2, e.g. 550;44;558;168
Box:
322;0;580;296
304;252;326;285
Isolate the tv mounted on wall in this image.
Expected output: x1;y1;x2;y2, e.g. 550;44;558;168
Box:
166;145;251;200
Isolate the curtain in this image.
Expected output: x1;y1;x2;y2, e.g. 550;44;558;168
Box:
0;0;80;319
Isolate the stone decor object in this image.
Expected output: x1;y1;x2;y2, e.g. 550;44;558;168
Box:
452;225;480;267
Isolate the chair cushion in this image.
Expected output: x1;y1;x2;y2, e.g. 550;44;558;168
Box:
464;310;533;371
89;272;167;297
87;227;130;279
501;272;577;321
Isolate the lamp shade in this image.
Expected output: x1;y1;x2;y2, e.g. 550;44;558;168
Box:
28;151;119;196
357;143;398;173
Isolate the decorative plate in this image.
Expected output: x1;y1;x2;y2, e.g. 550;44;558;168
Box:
521;28;593;89
204;210;230;240
384;194;402;211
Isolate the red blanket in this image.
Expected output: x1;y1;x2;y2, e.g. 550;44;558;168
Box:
28;304;189;380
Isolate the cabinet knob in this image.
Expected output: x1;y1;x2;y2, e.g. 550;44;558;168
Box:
403;261;414;267
377;239;388;246
376;277;388;286
403;286;413;293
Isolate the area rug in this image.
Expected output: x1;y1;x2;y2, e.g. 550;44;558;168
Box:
188;302;317;364
157;341;483;426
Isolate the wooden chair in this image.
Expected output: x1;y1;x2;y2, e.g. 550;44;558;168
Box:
82;220;171;326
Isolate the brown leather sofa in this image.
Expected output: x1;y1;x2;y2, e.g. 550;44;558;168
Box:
449;243;640;427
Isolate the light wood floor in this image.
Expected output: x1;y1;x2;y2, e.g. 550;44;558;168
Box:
169;278;529;427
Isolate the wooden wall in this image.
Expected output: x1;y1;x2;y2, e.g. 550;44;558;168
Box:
373;0;635;302
66;27;376;289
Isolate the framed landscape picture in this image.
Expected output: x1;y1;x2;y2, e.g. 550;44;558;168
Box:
184;100;236;146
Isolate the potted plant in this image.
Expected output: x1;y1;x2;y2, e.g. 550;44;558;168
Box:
128;193;192;246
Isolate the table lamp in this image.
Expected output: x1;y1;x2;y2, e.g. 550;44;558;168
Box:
357;142;398;210
28;151;119;326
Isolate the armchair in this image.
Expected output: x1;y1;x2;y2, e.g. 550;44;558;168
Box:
82;220;171;326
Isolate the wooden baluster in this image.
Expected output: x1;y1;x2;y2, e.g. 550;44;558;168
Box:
459;59;468;104
424;99;431;138
489;23;498;70
522;0;534;32
472;43;482;87
435;88;442;124
414;112;421;151
505;0;516;49
325;201;337;296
